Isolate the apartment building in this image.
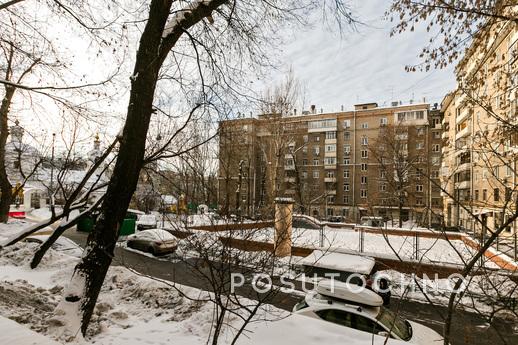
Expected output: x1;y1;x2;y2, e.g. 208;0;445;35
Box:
218;102;443;225
440;19;517;236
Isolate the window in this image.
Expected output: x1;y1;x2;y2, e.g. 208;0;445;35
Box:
315;310;352;328
380;117;388;126
417;128;425;136
326;171;335;178
343;195;349;203
416;142;424;150
302;146;308;154
361;150;368;158
303;135;308;143
361;136;368;145
380;170;386;179
313;146;320;155
416;111;424;119
344;158;350;165
361;163;367;171
361;176;367;184
344;184;350;192
494;188;500;202
431;156;440;165
431;170;439;178
433;131;441;139
344;145;351;154
416;185;423;192
314;136;320;142
432;144;440;152
326;131;337;140
286;158;294;166
325;157;336;165
313;170;319;178
326;144;336;152
343;120;351;128
482;189;487;201
343;170;350;178
302;171;307;179
302;159;308;166
360;189;367;198
344;131;351;140
379;184;386;192
361;122;368;129
416;197;423;205
327;196;335;204
313;159;319;166
474;190;479;201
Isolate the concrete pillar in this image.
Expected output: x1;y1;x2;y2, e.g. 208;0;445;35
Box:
274;197;294;257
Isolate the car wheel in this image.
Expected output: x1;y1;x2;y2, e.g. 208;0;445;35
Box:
148;246;156;256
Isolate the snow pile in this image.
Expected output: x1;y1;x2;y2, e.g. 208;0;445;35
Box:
0;234;287;344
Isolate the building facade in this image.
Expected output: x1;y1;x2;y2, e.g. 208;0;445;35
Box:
218;102;443;225
440;19;517;237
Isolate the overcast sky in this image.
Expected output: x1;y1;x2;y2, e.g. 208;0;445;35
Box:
265;0;457;113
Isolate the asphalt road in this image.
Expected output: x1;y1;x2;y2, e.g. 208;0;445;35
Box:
63;229;518;345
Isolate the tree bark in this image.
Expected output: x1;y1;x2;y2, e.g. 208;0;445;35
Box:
0;86;16;223
64;0;174;335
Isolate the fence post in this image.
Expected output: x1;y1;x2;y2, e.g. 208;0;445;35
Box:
415;232;419;260
358;226;364;253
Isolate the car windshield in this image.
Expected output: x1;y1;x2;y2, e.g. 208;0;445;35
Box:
376;307;412;341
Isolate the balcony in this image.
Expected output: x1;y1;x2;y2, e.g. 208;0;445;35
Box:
455;180;470;189
284;165;295;171
325;151;337;157
326;190;337;195
324;177;337;183
325;164;336;170
325;138;337;145
457;162;471;172
456;108;471;124
284;177;296;183
441;131;449;140
455;125;471;140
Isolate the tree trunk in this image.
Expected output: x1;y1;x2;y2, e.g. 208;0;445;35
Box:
0;86;16;223
63;0;173;335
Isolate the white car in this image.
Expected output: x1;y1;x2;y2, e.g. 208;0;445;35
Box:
24;235;83;258
293;280;443;345
136;214;157;230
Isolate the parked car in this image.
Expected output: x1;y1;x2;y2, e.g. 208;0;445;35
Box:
293;280;442;344
136;214;157;230
24;235;83;258
327;216;345;223
126;229;178;256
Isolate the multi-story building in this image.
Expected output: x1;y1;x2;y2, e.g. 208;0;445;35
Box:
218;102;443;225
440;19;517;237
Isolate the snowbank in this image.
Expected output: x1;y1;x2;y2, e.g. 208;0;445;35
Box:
0;316;61;345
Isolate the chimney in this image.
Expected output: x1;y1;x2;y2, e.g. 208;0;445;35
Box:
310;105;316;114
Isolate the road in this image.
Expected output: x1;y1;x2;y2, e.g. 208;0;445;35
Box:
63;229;518;345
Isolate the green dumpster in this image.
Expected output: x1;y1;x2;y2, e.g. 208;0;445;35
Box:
119;218;136;236
77;215;94;232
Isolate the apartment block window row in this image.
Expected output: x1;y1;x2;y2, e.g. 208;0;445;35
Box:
325;157;336;165
344;131;351;140
360;189;367;198
326;131;337;140
344;170;350;178
396;110;425;121
361;150;368;158
361;176;367;184
361;122;368;129
326;144;336;152
313;171;319;178
361;163;368;171
309;119;337;130
344;145;351;154
361;136;368;145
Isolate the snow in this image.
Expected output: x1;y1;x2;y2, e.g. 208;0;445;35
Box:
297;250;375;275
0;316;61;345
0;230;291;344
241;314;407;345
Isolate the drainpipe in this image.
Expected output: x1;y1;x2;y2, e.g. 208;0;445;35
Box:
352;110;357;222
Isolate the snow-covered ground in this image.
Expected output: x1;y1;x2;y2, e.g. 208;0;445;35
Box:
0;221;288;344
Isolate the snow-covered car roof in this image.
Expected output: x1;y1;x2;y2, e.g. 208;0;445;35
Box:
130;229;177;242
242;313;407;345
24;235;83;258
297;250;375;275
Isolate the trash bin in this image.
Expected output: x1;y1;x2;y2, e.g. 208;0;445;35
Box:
77;215;94;232
119;218;136;236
